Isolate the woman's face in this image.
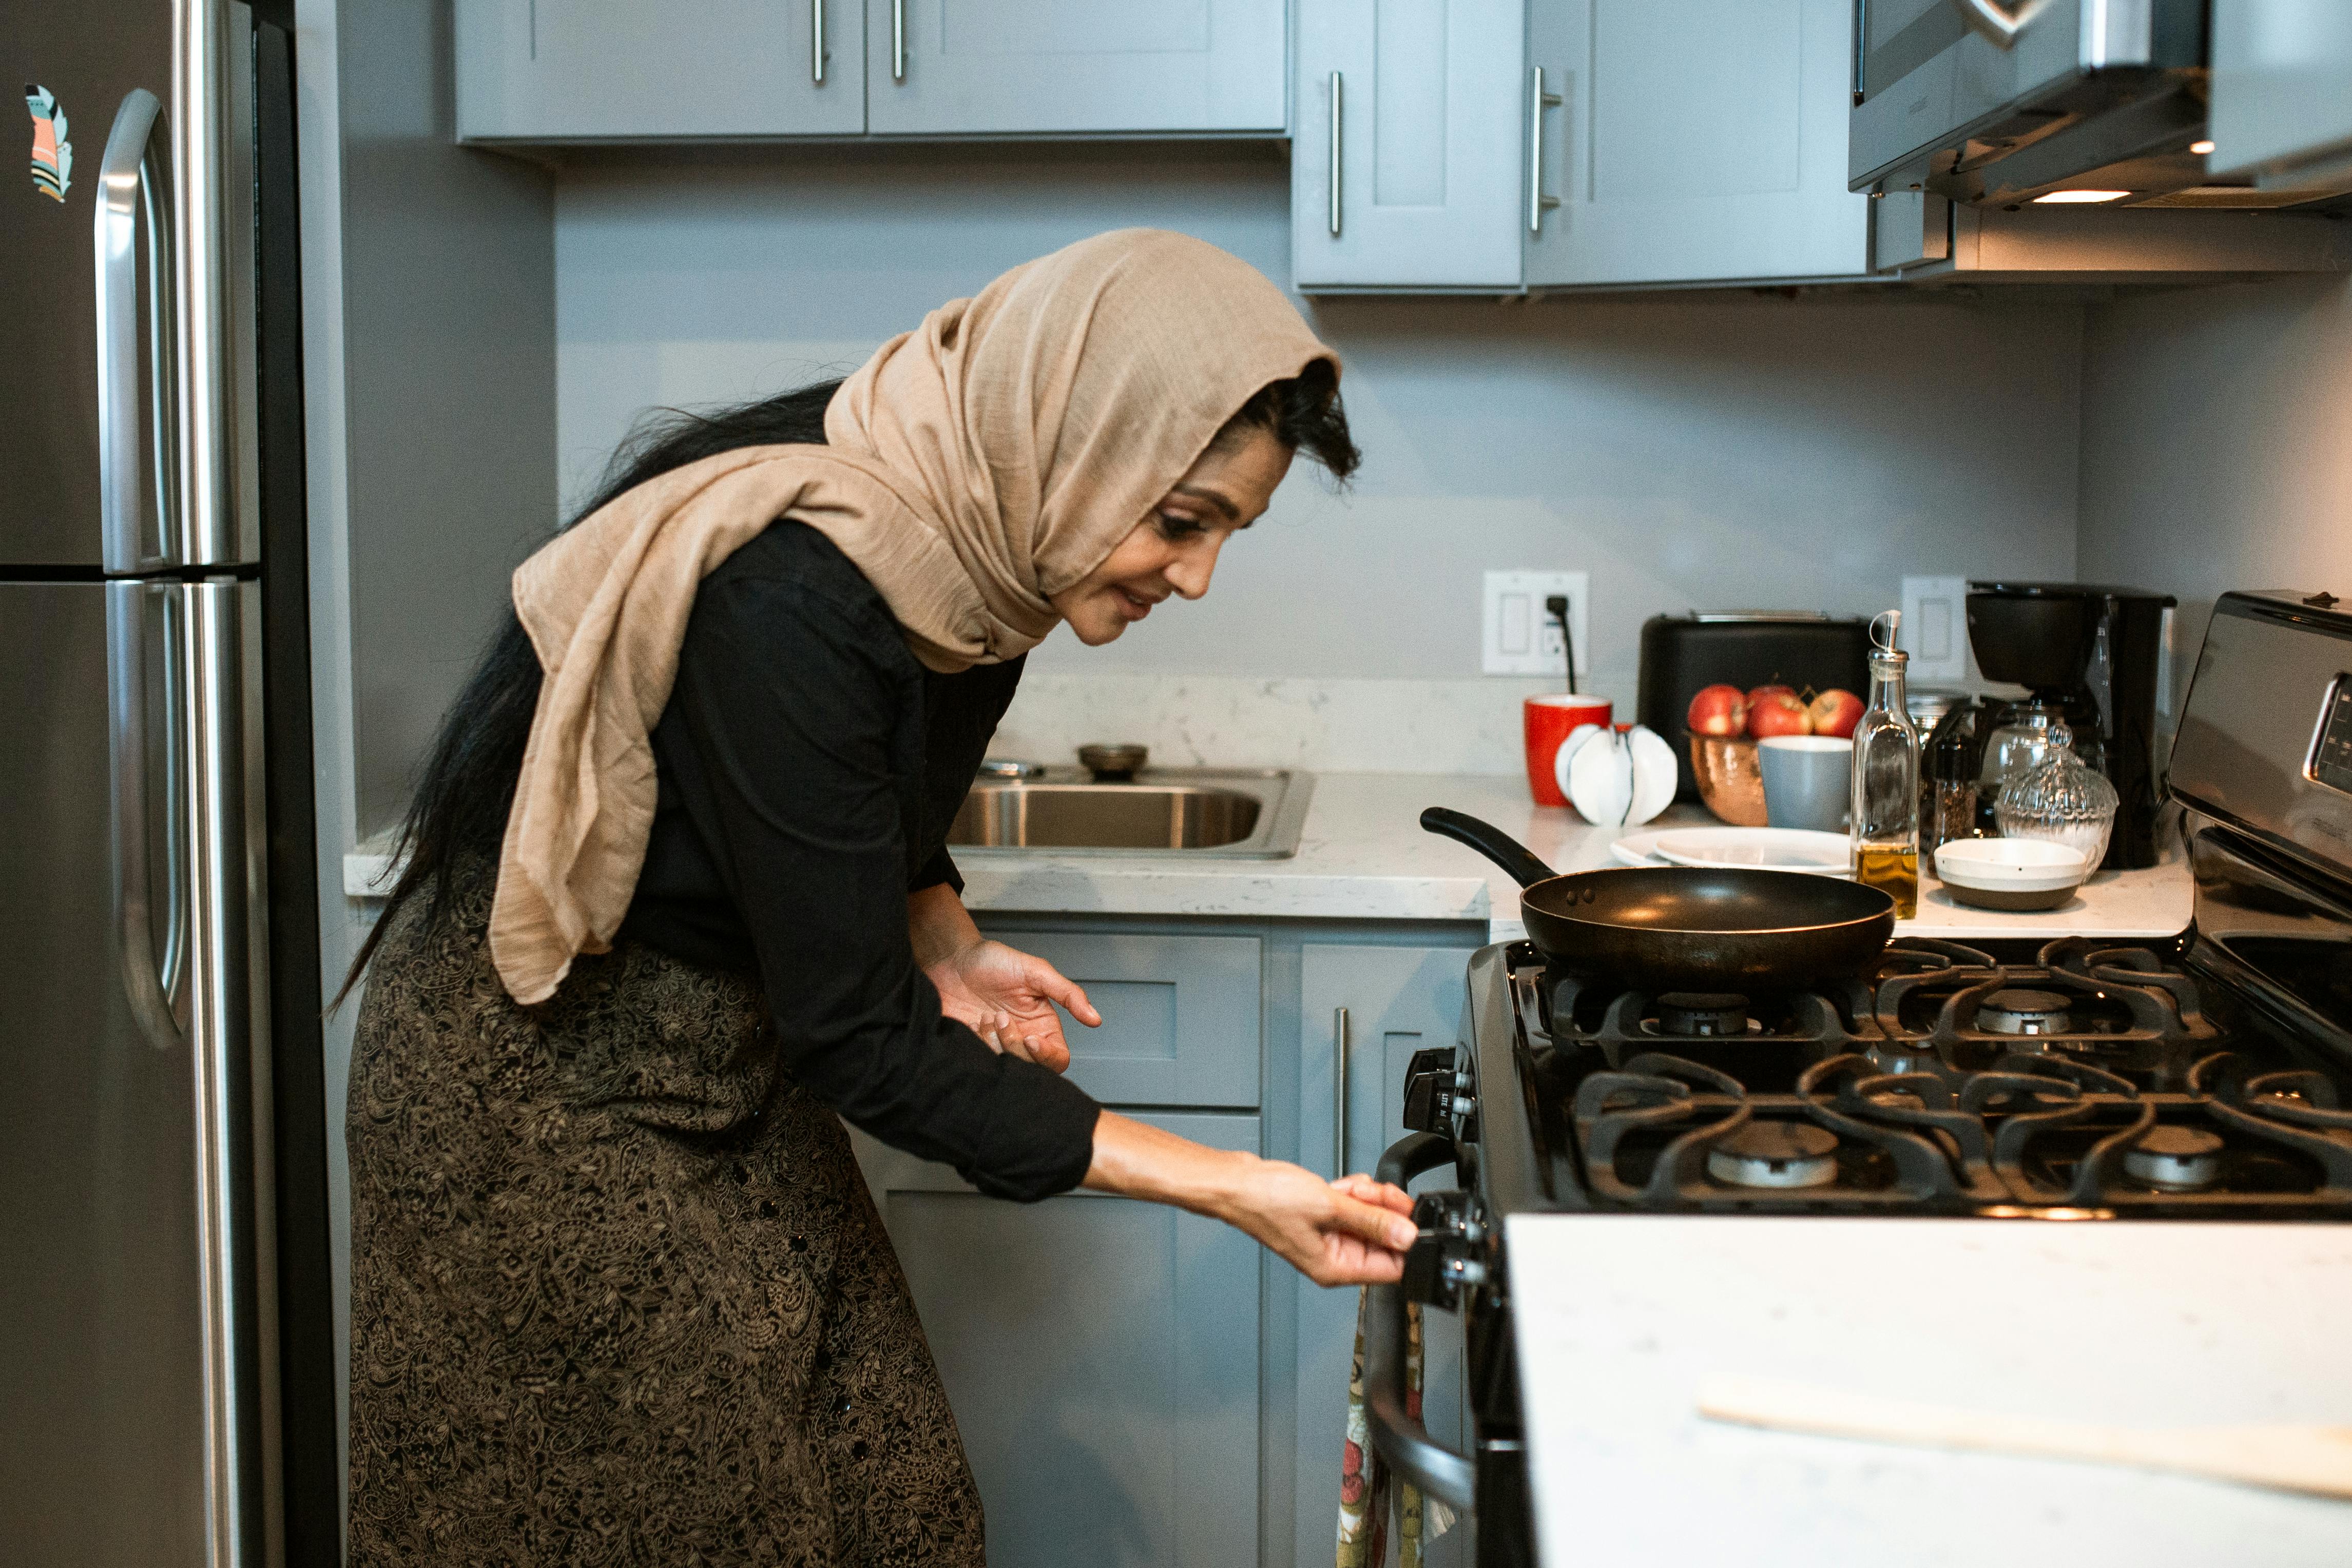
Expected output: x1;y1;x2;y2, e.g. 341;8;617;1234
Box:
1048;426;1295;646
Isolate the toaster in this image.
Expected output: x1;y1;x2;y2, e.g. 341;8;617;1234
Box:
1636;612;1873;802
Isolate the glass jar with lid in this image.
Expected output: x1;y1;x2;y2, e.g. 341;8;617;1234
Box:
1994;721;2118;869
1973;697;2069;837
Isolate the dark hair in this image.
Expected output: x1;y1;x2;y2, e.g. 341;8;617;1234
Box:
335;365;1359;1004
1214;358;1359;480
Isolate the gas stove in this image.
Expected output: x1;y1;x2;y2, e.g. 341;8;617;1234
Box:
1362;591;2352;1567
1519;934;2352;1218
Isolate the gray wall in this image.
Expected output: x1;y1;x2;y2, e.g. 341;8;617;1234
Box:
340;0;555;833
555;147;2086;705
2079;273;2352;669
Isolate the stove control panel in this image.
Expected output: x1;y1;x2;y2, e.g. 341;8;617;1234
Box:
2310;674;2352;796
1403;1046;1475;1141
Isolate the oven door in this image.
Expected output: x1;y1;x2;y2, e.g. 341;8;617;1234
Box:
1849;0;2199;197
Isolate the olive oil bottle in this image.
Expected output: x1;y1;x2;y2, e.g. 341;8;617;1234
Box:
1849;612;1920;918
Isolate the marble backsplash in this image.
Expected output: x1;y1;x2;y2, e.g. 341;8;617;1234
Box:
987;673;1612;776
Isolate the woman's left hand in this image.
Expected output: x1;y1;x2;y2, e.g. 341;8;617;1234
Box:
925;938;1102;1073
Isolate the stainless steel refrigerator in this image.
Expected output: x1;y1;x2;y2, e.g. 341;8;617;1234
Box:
1;3;337;1565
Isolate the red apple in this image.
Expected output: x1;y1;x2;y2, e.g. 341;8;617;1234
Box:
1746;688;1814;738
1686;684;1749;737
1807;688;1865;739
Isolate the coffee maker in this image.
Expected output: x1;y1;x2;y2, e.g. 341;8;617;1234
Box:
1922;581;2176;870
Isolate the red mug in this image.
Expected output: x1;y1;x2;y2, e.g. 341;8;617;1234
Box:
1523;694;1613;807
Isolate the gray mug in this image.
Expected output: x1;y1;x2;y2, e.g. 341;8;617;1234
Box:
1757;735;1853;833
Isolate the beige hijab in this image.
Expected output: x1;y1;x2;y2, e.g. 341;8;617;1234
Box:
488;228;1337;1004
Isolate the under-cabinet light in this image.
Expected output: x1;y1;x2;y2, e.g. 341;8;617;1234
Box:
2190;139;2216;156
2033;189;2132;204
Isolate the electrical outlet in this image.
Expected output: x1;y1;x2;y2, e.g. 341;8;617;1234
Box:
1899;575;1971;685
1483;571;1591;678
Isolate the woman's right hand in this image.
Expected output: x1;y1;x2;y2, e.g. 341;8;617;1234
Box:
1223;1163;1419;1287
1083;1111;1418;1287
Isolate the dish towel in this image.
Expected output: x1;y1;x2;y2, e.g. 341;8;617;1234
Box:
1338;1290;1457;1567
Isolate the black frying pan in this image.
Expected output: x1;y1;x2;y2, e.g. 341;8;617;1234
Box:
1420;807;1897;994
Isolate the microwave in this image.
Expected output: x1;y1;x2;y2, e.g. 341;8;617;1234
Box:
1849;0;2223;206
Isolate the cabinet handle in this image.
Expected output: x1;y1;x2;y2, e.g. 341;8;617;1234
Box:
1334;1006;1352;1174
892;0;907;82
1326;70;1343;238
1528;66;1563;236
811;0;825;85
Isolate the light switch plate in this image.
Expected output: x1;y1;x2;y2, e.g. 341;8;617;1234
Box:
1483;571;1591;677
1899;575;1971;685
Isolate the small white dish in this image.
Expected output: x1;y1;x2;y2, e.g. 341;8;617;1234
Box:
1934;838;2091;910
1651;827;1853;876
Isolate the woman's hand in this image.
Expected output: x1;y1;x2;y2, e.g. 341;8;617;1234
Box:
926;937;1101;1073
908;883;1100;1072
1084;1112;1418;1288
1223;1165;1420;1287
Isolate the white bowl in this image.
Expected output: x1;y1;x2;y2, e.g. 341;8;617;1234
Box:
1934;838;2091;900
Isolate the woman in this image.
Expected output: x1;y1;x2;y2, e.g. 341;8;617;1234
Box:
344;229;1417;1564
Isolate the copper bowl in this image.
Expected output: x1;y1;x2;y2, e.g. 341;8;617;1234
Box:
1688;733;1769;826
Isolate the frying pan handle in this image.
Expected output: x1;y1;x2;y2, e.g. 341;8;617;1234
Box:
1419;807;1557;889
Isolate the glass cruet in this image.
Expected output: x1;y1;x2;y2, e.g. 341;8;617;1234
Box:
1848;611;1920;919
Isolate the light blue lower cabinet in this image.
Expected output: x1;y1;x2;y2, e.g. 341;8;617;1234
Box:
850;1112;1262;1568
854;920;1482;1564
996;930;1263;1107
1294;944;1474;1568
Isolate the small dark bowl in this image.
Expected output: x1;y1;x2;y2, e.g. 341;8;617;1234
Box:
1077;743;1149;782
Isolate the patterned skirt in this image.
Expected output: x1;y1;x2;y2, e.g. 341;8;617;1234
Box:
345;865;984;1566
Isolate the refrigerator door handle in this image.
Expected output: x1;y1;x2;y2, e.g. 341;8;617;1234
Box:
186;578;264;1568
108;582;190;1053
94;88;180;576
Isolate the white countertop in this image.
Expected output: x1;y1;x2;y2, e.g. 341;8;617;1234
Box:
1507;1214;2352;1567
954;772;2191;942
347;771;2193;942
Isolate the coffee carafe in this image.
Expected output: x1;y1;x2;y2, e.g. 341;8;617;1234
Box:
1957;582;2174;870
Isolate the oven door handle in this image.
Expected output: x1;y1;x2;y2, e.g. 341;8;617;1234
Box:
1364;1130;1477;1513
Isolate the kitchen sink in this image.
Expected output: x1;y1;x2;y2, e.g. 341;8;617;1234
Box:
946;768;1313;858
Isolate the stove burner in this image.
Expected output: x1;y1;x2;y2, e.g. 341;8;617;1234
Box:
1978;988;2075;1036
2124;1125;2227;1191
1655;993;1751;1038
1705;1121;1840;1189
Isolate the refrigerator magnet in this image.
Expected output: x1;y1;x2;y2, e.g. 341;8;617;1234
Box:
26;84;71;201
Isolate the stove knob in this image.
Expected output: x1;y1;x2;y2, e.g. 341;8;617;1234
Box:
1441;1255;1490;1294
1400;1190;1489;1310
1402;1047;1461;1133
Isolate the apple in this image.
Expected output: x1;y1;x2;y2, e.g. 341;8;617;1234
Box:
1686;684;1749;737
1807;688;1865;739
1746;688;1814;738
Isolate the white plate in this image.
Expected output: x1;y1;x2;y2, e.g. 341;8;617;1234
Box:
1652;828;1853;876
1610;828;1673;867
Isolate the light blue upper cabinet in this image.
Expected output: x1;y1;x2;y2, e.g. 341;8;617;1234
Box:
1292;0;1529;289
866;0;1288;135
454;0;866;141
1522;0;1870;288
2211;1;2352;190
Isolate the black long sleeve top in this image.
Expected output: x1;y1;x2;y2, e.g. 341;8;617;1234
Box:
617;520;1102;1202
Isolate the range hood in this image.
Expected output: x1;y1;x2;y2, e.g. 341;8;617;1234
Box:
1850;0;2352;211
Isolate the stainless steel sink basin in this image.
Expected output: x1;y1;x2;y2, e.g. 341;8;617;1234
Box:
946;768;1313;858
